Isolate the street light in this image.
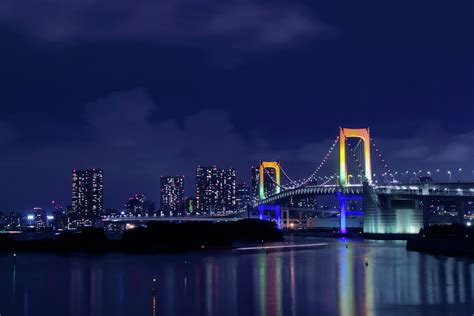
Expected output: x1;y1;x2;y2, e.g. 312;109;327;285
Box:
448;170;452;182
458;168;462;181
348;174;353;185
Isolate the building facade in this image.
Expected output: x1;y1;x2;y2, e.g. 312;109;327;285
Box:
71;169;104;220
236;183;251;212
160;176;185;216
195;166;236;214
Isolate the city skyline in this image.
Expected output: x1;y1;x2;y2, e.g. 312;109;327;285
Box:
2;160;473;214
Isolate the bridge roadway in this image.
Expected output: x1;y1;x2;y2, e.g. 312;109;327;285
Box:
102;215;243;223
261;182;474;205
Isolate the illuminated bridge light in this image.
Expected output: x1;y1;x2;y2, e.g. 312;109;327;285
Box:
259;161;280;201
339;128;372;187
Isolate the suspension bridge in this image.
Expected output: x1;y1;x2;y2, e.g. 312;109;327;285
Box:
257;128;474;234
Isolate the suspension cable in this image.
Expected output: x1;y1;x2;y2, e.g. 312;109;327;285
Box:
261;136;340;191
279;164;297;184
347;141;365;176
287;136;340;189
370;137;395;182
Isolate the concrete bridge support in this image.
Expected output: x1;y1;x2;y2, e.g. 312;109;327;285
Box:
339;197;347;234
258;204;281;229
363;183;424;234
337;193;363;234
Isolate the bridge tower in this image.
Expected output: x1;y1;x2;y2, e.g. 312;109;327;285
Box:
339;128;372;187
258;161;281;228
259;161;281;201
338;128;372;234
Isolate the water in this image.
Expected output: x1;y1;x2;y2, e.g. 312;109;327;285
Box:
1;237;473;316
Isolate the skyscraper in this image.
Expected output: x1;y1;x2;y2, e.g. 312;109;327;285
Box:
221;168;236;213
195;166;236;214
236;183;251;212
160;176;185;216
71;169;104;220
196;166;218;214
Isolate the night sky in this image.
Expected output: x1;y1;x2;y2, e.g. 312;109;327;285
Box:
0;0;473;211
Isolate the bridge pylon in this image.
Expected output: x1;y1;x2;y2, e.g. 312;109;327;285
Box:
339;127;372;187
259;161;281;201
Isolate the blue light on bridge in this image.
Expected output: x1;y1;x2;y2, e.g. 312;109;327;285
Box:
258;205;281;229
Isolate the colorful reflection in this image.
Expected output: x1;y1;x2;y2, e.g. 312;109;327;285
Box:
2;241;474;315
338;246;355;316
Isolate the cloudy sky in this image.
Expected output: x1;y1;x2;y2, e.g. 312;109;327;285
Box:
0;0;473;210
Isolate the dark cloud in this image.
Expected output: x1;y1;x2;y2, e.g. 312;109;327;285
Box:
0;122;17;145
0;0;330;49
84;88;158;147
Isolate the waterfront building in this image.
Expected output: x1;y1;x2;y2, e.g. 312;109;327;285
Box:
195;166;236;214
236;183;251;212
160;176;185;216
71;169;104;220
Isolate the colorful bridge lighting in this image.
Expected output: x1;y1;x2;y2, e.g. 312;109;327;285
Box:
258;204;281;229
339;127;372;187
259;161;281;201
337;193;363;234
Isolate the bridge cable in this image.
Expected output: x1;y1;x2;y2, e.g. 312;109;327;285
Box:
370;138;395;183
262;136;340;191
285;136;340;189
278;163;298;185
346;141;366;180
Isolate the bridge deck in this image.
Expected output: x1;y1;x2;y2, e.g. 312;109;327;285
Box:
261;182;474;205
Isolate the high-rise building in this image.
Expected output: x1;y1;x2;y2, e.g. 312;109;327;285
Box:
196;166;219;214
250;166;277;205
160;176;185;216
221;168;236;213
195;166;236;214
71;169;104;219
236;183;251;212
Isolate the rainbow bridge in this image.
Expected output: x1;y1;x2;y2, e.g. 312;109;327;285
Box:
258;128;474;234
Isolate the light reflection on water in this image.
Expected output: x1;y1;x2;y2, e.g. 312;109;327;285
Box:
1;238;474;316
